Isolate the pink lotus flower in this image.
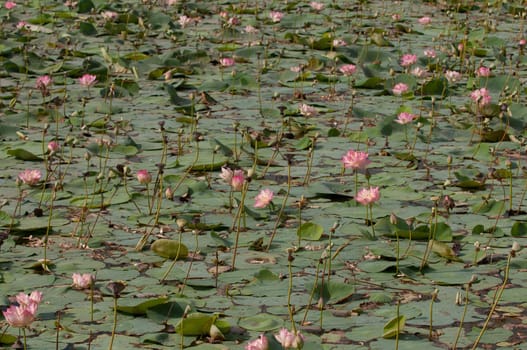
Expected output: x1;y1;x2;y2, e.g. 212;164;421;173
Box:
476;66;491;77
245;334;269;350
231;170;245;191
219;57;235;67
299;103;317;117
332;39;347;47
400;54;417;67
3;304;37;328
18;169;42;186
290;65;302;73
47;141;60;153
445;70;462;83
392;13;401;21
220;167;245;191
519;39;526;47
16;21;27;29
220;166;234;183
341;149;371;171
136;169;152;184
274;328;305;349
178;15;192;28
269;11;283;23
423;48;436;58
411;67;428;78
3;291;42;328
395;112;417;125
78;73;97;87
339;64;356;76
244;25;259;34
418;16;431;25
16;291;43;306
35;75;52;94
470;88;491;106
392;82;409;96
310;1;324;11
356;186;381;206
254;189;274;208
4;1;16;9
101;11;118;21
72;273;94;289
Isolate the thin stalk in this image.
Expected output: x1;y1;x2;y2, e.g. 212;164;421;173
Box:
287;249;296;333
108;297;118;350
266;160;292;251
452;283;471;349
471;253;512;349
231;180;249;270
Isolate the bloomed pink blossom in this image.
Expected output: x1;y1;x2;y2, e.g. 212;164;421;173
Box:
231;170;245;191
3;291;41;328
423;48;436;58
332;39;347;47
219;57;235;67
254;189;274;208
299;103;317;117
519;39;526;47
339;64;356;76
244;25;259;34
16;291;43;306
18;169;42;186
4;1;16;9
78;73;97;87
16;21;27;29
476;66;491;77
178;15;192;28
400;54;417;67
101;11;118;21
395;112;417;125
269;11;283;23
35;75;52;92
392;13;401;21
356;186;381;206
220;166;233;183
392;82;409;96
290;65;302;73
470;88;491;106
3;304;36;328
72;273;94;289
341;149;371;170
411;67;428;78
245;334;268;350
418;16;431;25
310;1;324;11
136;169;152;184
445;70;462;83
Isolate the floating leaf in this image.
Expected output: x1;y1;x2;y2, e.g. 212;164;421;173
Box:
297;221;323;241
429;240;462;262
7;148;43;161
238;314;283;332
511;222;527;237
174;313;217;336
151;239;189;260
117;296;169;315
